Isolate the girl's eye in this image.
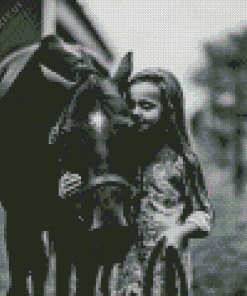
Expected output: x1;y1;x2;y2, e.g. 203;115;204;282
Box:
140;102;156;110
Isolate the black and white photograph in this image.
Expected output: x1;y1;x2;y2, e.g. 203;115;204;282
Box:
0;0;246;295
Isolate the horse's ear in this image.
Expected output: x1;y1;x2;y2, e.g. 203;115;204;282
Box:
112;51;133;83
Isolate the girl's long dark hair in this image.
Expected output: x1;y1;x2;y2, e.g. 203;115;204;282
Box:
127;68;211;219
129;69;208;296
128;68;188;157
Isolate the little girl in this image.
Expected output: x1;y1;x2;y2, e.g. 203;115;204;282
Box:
113;68;214;295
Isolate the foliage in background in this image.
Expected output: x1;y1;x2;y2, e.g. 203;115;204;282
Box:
189;28;247;295
191;28;247;194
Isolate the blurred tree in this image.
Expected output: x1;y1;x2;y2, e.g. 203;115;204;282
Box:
189;28;247;296
191;28;247;198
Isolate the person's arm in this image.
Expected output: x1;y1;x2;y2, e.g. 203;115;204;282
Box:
160;212;210;250
184;151;215;238
157;153;214;249
159;219;197;250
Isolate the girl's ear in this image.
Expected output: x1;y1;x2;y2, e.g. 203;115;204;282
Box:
112;51;133;85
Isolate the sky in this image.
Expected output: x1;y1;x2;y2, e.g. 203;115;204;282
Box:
81;0;247;118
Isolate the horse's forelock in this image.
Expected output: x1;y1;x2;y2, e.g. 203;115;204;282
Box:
76;75;128;116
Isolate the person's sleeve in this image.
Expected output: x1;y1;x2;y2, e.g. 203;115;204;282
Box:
185;152;215;238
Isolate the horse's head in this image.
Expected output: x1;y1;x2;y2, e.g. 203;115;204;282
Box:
49;51;134;144
52;51;139;230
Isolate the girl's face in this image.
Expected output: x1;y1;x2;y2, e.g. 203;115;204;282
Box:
128;82;163;132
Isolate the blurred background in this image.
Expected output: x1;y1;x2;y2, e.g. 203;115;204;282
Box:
0;0;246;294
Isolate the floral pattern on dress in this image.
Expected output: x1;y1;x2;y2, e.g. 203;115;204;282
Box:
111;148;204;295
139;148;186;247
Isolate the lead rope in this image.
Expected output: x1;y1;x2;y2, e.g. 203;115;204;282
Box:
143;242;187;296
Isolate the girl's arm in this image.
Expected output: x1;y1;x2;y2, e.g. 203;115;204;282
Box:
160;153;214;248
184;151;215;238
160;211;211;250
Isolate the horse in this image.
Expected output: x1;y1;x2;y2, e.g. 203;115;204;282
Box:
48;48;142;295
0;35;139;295
0;38;78;295
0;35;107;295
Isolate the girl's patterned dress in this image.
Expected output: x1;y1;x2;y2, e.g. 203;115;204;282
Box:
111;146;214;295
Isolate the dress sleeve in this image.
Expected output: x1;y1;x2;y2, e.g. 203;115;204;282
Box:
184;150;215;237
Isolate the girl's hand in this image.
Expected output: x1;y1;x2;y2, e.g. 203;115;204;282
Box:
159;224;184;250
158;211;211;249
59;172;82;199
186;211;211;232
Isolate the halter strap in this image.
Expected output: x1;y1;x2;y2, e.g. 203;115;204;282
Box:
80;174;136;196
